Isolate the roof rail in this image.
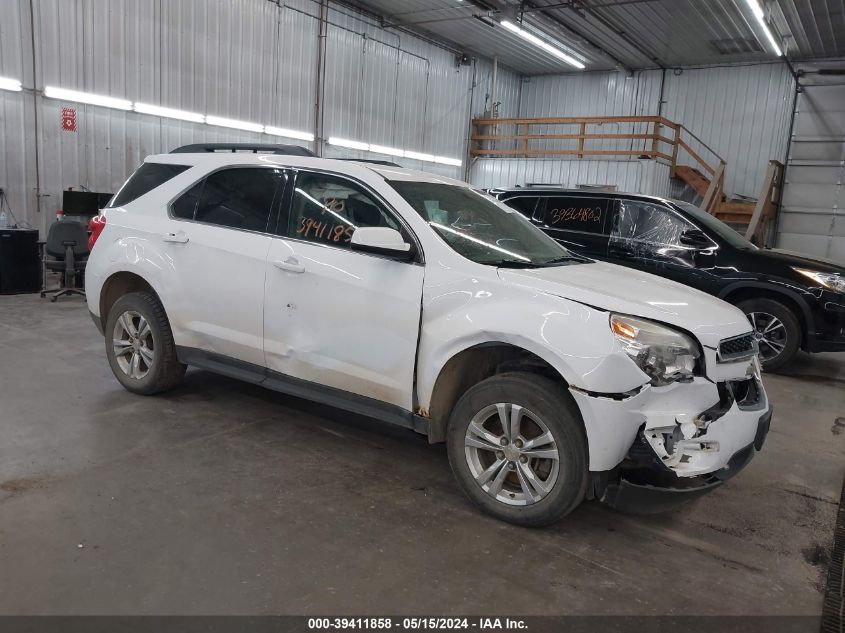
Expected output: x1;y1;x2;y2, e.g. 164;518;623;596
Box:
336;158;402;167
170;143;316;156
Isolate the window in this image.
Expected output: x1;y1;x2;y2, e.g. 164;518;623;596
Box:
287;172;401;248
503;196;540;219
110;162;190;207
391;181;583;267
542;197;608;235
612;200;694;246
171;181;203;220
172;168;282;231
673;200;754;250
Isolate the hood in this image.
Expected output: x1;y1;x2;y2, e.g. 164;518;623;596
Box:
757;248;845;274
498;261;751;348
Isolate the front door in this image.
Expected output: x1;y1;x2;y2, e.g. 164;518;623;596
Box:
607;199;718;292
263;170;424;411
163;166;285;366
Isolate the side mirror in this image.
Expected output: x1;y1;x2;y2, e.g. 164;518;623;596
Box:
350;227;414;261
679;229;712;249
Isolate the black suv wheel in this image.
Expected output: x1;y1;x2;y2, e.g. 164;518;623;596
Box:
736;298;801;372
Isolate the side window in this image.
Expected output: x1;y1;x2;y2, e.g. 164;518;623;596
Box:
287;172;401;248
612;200;694;247
110;162;190;207
171;181;203;220
541;197;608;235
190;168;283;231
503;196;539;219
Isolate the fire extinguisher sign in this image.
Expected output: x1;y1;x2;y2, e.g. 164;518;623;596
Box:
61;107;77;132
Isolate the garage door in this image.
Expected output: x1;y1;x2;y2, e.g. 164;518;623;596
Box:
778;63;845;261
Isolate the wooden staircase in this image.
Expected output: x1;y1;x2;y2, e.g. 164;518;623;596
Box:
673;161;784;246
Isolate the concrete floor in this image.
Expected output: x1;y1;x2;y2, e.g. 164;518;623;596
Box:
0;293;843;616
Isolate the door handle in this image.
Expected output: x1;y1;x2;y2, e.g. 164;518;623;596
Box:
273;258;305;274
162;231;189;244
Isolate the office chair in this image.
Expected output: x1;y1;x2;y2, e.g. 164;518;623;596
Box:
41;221;89;302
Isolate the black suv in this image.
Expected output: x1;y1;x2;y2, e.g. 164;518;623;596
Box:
492;188;845;371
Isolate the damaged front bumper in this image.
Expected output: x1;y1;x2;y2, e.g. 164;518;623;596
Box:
571;355;772;513
599;406;771;513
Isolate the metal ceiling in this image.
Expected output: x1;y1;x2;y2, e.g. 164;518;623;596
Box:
347;0;845;75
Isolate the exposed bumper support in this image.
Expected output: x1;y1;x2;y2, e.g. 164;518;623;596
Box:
598;407;772;514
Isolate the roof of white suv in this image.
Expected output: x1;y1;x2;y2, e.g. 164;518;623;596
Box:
145;151;468;187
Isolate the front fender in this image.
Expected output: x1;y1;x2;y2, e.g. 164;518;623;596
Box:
415;279;648;412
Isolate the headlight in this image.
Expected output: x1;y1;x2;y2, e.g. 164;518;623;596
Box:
610;314;701;387
794;268;845;294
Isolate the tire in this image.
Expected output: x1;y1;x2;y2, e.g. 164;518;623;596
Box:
736;297;801;372
104;291;186;395
446;372;588;527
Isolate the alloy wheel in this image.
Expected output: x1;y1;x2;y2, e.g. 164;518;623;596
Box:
112;310;154;379
464;403;560;506
747;311;787;363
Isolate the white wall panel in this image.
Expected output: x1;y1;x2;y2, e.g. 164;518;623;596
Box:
661;62;794;198
3;0;473;232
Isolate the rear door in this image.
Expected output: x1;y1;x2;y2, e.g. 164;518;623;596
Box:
164;166;285;366
535;195;611;259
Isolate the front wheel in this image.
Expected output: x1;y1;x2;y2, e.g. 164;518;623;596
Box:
736;298;801;372
446;372;588;527
104;291;187;395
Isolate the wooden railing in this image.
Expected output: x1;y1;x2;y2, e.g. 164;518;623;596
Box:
470;115;726;187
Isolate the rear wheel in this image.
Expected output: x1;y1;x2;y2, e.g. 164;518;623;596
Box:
736;298;801;372
446;372;588;527
104;292;186;394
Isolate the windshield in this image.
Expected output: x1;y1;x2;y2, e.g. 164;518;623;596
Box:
673;200;758;250
390;181;585;267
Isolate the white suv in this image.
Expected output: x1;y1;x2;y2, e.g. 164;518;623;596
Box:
86;144;772;526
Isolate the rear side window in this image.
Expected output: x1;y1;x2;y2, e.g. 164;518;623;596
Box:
110;163;190;207
541;197;609;235
171;167;283;232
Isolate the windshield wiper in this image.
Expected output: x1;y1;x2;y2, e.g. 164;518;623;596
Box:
480;259;540;268
541;254;589;265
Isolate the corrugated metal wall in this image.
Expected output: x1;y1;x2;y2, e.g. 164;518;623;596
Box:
661;63;795;198
1;0;476;234
487;64;795;200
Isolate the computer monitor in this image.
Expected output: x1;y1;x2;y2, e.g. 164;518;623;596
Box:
62;190;112;216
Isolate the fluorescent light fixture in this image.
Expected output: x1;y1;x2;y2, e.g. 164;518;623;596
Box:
434;156;463;166
264;126;314;142
404;150;436;162
742;0;783;56
328;137;370;151
134;102;204;123
44;86;132;110
369;144;405;157
205;115;264;133
328;136;462;167
500;20;585;69
0;76;22;92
